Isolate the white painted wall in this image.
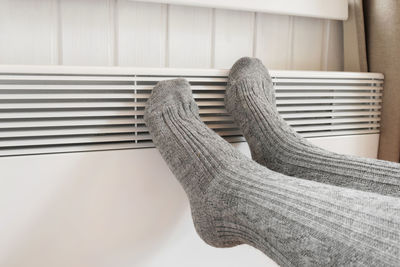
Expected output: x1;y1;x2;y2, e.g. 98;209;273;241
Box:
0;0;344;70
0;1;352;267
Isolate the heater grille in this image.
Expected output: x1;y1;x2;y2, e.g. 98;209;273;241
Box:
0;66;383;157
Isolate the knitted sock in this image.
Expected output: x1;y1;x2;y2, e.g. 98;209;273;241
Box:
225;57;400;197
144;79;400;266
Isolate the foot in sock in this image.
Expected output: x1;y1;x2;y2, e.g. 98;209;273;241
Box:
225;57;400;197
144;79;400;266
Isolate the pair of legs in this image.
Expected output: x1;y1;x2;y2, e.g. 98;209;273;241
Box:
144;58;400;266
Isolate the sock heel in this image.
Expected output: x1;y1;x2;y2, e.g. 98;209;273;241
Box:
189;195;244;248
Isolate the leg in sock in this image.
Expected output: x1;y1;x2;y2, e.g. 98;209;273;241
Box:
225;57;400;197
144;79;400;266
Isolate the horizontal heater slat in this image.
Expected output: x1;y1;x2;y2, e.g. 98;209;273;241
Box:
274;85;383;91
0;84;383;92
273;78;383;84
1;118;140;128
0;66;383;157
0;111;380;120
281;111;381;118
0;92;383;100
0;127;141;138
0;110;144;119
286;117;381;125
277;105;381;111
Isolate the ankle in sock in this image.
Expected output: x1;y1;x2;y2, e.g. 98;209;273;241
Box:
144;78;400;266
225;57;400;197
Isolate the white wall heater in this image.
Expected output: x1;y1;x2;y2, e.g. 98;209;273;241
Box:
0;65;383;267
0;65;383;157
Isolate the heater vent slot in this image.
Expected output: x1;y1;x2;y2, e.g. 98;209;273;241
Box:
0;66;383;157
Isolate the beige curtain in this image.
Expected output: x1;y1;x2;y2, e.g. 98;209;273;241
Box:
350;0;400;162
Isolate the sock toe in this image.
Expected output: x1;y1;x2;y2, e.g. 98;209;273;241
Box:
228;57;271;84
226;57;276;111
145;78;194;115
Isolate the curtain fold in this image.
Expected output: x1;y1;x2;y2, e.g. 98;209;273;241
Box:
362;1;400;162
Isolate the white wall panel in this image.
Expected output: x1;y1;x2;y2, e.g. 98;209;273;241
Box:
117;0;167;67
291;16;325;70
168;6;213;68
326;20;344;71
0;0;345;71
254;13;291;69
213;9;255;68
60;0;115;66
0;0;58;65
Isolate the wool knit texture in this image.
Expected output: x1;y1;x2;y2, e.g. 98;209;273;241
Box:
225;57;400;197
144;79;400;266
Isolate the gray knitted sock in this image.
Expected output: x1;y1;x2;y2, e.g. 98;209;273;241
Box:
144;79;400;266
225;57;400;197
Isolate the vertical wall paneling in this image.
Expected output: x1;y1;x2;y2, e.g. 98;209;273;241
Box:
213;9;255;69
291;16;324;70
0;1;344;71
0;0;58;65
252;13;258;58
168;6;213;68
287;16;295;69
117;0;167;67
319;19;344;71
165;4;170;67
59;0;114;66
210;9;216;68
320;20;331;70
109;0;118;66
254;13;291;69
54;0;62;65
326;20;344;71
